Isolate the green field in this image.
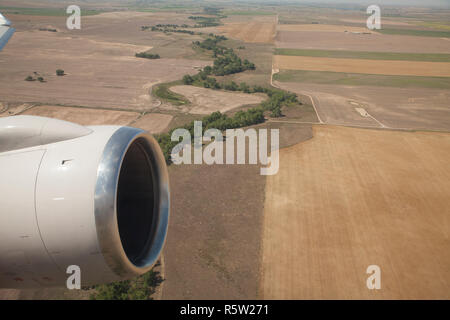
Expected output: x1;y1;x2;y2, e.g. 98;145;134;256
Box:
0;6;100;16
274;49;450;62
378;28;450;38
274;70;450;89
224;10;275;16
413;21;450;31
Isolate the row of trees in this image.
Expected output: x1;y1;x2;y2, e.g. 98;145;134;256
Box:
155;108;265;164
192;36;255;76
146;26;197;35
91;265;163;300
155;31;299;162
193;35;226;50
182;72;299;118
135;52;160;59
188;16;221;27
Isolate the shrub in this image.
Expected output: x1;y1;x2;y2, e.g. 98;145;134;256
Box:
91;267;163;300
182;74;194;85
56;69;65;76
135;52;160;59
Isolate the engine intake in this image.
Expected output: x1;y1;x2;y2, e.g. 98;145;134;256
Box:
0;116;169;288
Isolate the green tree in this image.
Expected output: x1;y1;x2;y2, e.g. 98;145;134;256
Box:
182;74;194;85
91;267;163;300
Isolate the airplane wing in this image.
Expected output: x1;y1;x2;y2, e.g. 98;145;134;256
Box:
0;12;14;51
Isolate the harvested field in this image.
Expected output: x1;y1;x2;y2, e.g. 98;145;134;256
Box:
273;55;450;77
275;31;450;53
339;18;412;26
262;125;450;299
276;82;450;131
169;85;266;114
277;24;374;33
21;106;172;133
0;19;208;110
131;113;173;134
22;105;140;126
218;16;277;43
163;122;313;299
274;48;450;62
378;28;450;38
273;69;450;89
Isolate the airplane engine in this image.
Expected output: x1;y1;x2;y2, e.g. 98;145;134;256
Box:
0;116;170;288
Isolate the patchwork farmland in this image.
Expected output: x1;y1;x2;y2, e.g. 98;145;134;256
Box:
0;1;449;301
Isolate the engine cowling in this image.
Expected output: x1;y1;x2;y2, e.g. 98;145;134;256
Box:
0;116;170;288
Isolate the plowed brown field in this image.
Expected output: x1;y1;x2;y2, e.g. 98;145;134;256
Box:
262;125;450;299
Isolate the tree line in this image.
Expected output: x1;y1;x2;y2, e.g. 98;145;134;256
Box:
192;36;255;76
155;109;265;164
155;34;300;162
135;52;160;59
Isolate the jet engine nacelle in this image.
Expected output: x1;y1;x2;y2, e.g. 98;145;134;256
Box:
0;116;169;288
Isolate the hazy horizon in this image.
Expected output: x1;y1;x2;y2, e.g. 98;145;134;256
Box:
6;0;449;9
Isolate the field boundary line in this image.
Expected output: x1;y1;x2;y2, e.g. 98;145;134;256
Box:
270;67;324;124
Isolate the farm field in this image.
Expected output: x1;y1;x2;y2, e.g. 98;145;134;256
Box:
277;24;374;33
262;125;450;299
130;113;174;134
169;85;266;114
273;70;450;90
20;105;173;134
21;105;140;126
163;122;313;299
1;1;450;302
378;28;450;38
273;55;450;77
275;31;450;53
274;49;450;62
276;81;450;131
0;13;208;110
218;15;277;43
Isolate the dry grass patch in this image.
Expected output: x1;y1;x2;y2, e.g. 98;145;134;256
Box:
170;85;266;114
